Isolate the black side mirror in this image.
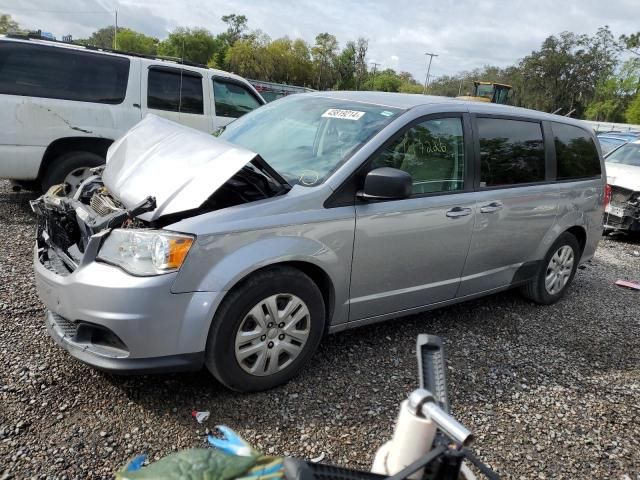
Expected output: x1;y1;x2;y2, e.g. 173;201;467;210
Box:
360;167;412;201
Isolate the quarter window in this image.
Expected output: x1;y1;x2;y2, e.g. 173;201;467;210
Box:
0;42;129;104
552;123;601;179
147;68;203;114
370;117;465;194
213;79;262;118
478;118;545;187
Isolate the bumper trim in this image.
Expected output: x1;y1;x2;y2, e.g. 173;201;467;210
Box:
46;311;205;374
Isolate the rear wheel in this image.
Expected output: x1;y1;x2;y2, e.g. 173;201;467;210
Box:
521;232;580;304
205;266;325;392
40;151;104;194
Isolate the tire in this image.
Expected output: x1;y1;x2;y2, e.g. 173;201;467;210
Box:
40;151;105;193
205;266;326;392
521;232;580;305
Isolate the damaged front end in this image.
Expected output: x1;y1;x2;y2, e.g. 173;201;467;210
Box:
30;173;157;275
604;185;640;232
31;114;289;276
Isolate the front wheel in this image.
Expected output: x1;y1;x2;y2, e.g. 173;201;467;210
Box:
205;266;325;392
521;232;580;304
40;151;105;194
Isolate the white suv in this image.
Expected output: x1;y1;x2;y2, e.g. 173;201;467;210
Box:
0;35;266;191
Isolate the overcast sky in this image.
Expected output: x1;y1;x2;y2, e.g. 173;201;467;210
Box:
2;0;638;81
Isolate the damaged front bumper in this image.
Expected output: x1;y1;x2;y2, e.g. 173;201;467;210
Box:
604;186;640;232
31;185;219;373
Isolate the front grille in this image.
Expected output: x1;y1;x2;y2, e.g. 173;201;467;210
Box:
50;312;77;337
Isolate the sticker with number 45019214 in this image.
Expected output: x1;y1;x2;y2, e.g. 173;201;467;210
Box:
322;109;365;120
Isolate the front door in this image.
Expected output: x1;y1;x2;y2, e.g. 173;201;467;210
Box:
349;115;476;320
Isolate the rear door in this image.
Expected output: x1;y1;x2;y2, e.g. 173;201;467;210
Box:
349;114;476;320
142;65;210;132
458;116;559;296
211;76;264;129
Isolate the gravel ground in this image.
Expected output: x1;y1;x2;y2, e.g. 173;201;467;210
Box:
0;179;639;479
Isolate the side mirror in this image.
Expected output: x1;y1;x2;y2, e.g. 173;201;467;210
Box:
360;167;412;201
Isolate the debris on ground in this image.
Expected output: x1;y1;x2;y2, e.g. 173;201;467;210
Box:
192;411;211;424
615;279;640;290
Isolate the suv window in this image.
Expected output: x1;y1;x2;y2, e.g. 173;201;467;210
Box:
147;68;203;114
370;117;465;194
478;118;545;187
213;78;261;118
552;122;601;179
0;42;129;104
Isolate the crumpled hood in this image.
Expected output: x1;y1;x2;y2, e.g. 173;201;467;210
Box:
605;162;640;192
103;114;258;222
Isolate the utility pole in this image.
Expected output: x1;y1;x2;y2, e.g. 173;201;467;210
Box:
113;10;118;49
370;61;381;77
422;52;438;95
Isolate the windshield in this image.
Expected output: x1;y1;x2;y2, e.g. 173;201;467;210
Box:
219;95;402;186
606;142;640;167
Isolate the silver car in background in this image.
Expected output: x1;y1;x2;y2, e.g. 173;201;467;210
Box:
32;92;606;392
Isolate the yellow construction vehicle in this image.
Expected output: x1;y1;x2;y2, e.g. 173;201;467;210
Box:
457;81;512;104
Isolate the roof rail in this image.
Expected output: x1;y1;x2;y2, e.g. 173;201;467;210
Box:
3;32;210;69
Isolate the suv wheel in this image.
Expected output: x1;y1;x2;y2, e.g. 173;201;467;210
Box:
521;232;580;304
41;151;105;193
205;266;325;392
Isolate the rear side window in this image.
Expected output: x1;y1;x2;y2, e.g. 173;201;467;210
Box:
0;42;129;104
478;118;545;187
147;68;203;114
552;123;601;179
213;78;262;118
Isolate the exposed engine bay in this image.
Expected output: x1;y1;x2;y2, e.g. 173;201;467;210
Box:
605;185;640;232
31;161;288;273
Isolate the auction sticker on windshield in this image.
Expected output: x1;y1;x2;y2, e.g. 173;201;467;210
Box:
322;109;365;120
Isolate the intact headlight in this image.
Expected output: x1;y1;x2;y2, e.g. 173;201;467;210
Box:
97;229;194;276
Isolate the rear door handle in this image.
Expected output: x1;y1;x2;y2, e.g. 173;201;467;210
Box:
480;201;503;213
446;207;473;218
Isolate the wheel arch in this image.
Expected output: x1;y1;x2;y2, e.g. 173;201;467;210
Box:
38;136;114;181
214;260;336;333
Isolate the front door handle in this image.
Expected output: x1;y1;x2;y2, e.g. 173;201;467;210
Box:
480;201;503;213
446;207;473;218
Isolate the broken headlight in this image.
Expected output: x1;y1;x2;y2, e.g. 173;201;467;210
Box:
97;229;194;276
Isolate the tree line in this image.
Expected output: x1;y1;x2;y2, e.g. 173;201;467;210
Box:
2;12;640;123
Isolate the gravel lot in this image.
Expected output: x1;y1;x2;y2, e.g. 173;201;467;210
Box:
0;178;639;479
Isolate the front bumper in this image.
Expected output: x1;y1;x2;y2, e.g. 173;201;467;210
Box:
34;243;222;373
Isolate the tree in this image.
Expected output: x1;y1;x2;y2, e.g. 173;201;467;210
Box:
158;27;223;65
78;26;158;54
626;93;640;123
0;13;19;34
220;14;248;45
354;38;369;90
312;33;338;90
334;41;356;89
366;68;402;92
225;33;270;79
77;26;115;49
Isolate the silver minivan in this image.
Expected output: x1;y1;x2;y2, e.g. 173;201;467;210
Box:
32;92;605;391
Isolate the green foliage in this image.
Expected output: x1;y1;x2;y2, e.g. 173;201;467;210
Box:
626;93;640;124
0;13;19;34
158;27;224;65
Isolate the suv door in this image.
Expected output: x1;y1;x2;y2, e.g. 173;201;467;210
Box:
211;76;263;129
142;66;210;132
349;114;476;320
458;115;559;296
